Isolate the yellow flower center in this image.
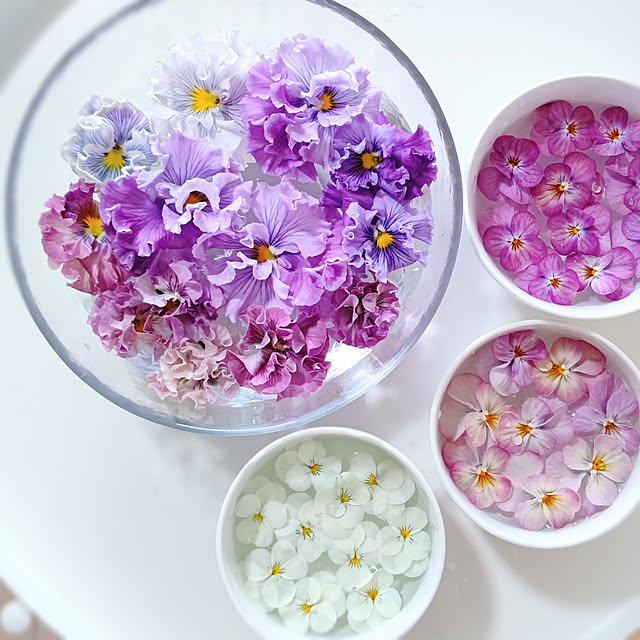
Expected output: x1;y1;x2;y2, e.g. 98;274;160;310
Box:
253;243;277;262
477;470;495;487
606;127;621;141
300;603;313;615
566;121;578;136
349;554;361;567
300;525;313;539
252;512;264;522
400;526;412;540
367;588;379;601
484;412;499;429
361;151;383;170
318;89;337;111
604;421;619;434
76;201;104;238
510;236;524;251
591;456;607;472
541;492;557;508
549;362;565;379
339;490;351;504
103;144;126;171
375;230;395;250
307;463;322;475
548;277;562;289
271;563;283;576
551;181;569;197
191;86;221;112
567;225;581;237
366;474;378;486
517;423;533;438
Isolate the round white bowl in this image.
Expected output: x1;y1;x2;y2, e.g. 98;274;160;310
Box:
216;426;446;639
466;75;640;320
429;319;640;548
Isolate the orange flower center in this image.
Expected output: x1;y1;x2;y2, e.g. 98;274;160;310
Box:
606;127;621;141
549;362;565;379
517;423;533;438
510;236;524;251
551;181;569;197
300;603;313;615
513;344;526;358
541;492;557;508
582;266;598;279
548;277;562;289
591;456;607;472
253;243;277;262
507;155;520;168
484;412;500;429
604;421;619;434
76;201;104;238
400;527;412;540
567;225;581;237
361;151;383;170
566;121;578;136
477;469;495;487
318;89;337;111
184;190;208;207
307;463;322;475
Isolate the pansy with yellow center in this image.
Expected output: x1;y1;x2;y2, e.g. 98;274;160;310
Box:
328;522;380;590
530;100;594;156
592;106;640;157
514;473;580;530
547;204;610;256
565;247;636;298
314;472;370;539
275;496;331;563
275;438;342;493
345;569;402;629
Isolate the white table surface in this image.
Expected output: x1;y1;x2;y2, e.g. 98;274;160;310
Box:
1;1;639;639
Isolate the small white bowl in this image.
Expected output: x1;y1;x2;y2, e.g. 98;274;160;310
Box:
216;426;445;639
466;75;640;320
429;319;640;548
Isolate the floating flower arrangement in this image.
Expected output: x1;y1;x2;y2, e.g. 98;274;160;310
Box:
39;33;437;406
234;437;432;634
437;328;639;530
476;101;640;306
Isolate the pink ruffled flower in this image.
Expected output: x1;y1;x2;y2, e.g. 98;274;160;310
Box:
566;247;636;298
603;153;640;214
547;204;610;256
477;135;542;204
563;435;633;507
531;101;594;157
319;277;399;348
574;373;640;454
227;307;330;400
515;252;580;305
39;180;129;294
591;106;640;157
449;444;512;509
482;209;546;272
147;327;239;407
531;337;606;404
438;373;513;447
489;329;547;395
531;152;599;216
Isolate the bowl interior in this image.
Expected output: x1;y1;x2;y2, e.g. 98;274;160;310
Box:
466;76;640;319
217;427;445;639
430;320;640;548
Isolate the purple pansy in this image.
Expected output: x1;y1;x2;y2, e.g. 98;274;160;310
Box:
546;203;611;256
342;192;432;281
530;101;594;157
565;247;636;297
227;306;330;399
515;252;580;305
612;219;640;277
482;209;547;272
591;106;640;157
603;153;640;214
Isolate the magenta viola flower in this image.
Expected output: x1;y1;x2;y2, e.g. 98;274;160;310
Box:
531;151;599;216
612;219;640;277
39;180;129;294
531;336;606;404
227;307;330;399
603;153;640;214
574;373;640;454
449;445;512;509
342;191;432;281
482;209;547;272
565;247;636;297
622;211;640;242
591;106;640;157
319;277;399;348
477;135;542;204
515;252;580;306
563;435;633;507
547;204;611;256
477;202;515;237
531;101;594;157
489;329;547;395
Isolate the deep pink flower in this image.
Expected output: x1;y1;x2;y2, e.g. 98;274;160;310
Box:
477;202;514;237
531;152;599;216
449;445;512;509
482;210;546;272
591;106;640;157
513;474;580;530
573;373;640;454
604;153;640;214
477;135;542;204
531;337;606;404
531;101;594;156
565;247;636;297
612;219;640;277
563;435;632;507
547;204;611;256
489;329;547;395
515;253;580;305
226;307;330;400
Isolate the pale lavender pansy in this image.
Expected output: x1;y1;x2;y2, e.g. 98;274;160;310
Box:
530;101;594;157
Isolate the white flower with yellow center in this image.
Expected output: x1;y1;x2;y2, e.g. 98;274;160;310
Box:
275;439;342;492
346;570;402;631
328;522;380;590
377;506;431;577
314;472;370;539
234;475;287;547
245;540;308;610
278;574;345;634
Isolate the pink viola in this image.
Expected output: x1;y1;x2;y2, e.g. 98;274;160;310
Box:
531;101;594;157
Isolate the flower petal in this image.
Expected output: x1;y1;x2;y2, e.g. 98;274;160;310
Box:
263;501;288;530
262;576;296;609
245;548;271;581
586;473;618;507
346;592;373;622
309;603;338;633
405;530;431;561
375;587;402;618
515;498;547;531
235;494;261;519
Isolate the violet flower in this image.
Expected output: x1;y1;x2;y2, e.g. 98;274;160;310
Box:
565;247;636;297
227;307;330;399
622;211;640;242
530;101;594;157
39;180;129;294
482;209;546;272
515;252;580;306
547;203;611;256
319;276;399;348
591;106;640;157
612;219;640;279
603;153;640;214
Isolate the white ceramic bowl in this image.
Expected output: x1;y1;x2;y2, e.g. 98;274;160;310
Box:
216;426;445;639
429;319;640;548
466;75;640;320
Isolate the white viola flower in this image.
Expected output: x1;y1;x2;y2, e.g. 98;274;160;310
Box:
245;540;308;610
348;451;408;515
150;31;258;155
377;506;431;576
275;494;331;563
346;570;402;631
278;574;345;634
328;522;380;590
314;472;370;539
275;439;342;492
234;475;287;547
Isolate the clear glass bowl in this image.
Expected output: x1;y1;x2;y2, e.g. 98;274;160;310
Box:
7;0;462;434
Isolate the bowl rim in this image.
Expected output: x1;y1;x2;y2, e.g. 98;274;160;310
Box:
215;425;446;639
5;0;463;435
428;318;640;549
465;74;640;321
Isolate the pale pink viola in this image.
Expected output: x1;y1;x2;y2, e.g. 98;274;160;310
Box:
531;101;594;157
565;247;636;298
